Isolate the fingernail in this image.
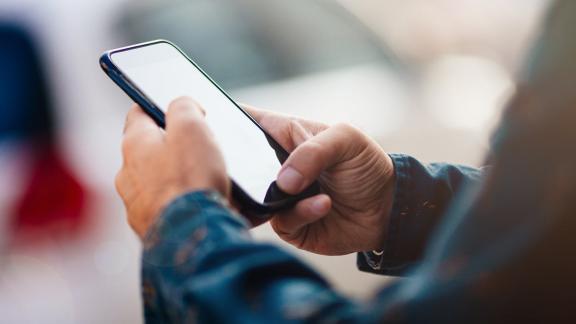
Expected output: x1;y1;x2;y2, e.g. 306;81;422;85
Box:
277;167;304;193
311;196;330;215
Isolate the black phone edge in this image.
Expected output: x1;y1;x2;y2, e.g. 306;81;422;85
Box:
99;39;320;217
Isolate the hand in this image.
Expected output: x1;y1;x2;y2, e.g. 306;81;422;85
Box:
245;105;395;255
116;97;229;239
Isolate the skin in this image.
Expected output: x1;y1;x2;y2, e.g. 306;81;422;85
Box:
116;97;229;238
116;97;395;255
244;105;396;255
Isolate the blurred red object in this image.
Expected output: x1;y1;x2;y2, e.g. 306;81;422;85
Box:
10;142;88;244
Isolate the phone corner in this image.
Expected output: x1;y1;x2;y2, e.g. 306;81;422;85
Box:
99;52;113;72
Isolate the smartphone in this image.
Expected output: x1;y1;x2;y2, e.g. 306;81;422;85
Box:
100;40;319;217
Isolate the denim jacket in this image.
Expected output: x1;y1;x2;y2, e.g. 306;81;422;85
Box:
142;156;483;323
141;1;576;322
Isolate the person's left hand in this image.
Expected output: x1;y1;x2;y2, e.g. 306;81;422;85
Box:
116;97;230;239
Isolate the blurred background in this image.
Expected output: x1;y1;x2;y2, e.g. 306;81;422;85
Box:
0;0;551;322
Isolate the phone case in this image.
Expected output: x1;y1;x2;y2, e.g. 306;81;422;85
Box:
100;40;320;218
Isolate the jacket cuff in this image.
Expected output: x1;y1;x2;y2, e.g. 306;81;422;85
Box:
142;190;250;268
358;154;482;276
357;154;415;276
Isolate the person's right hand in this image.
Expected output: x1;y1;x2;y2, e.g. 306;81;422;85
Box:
244;105;396;255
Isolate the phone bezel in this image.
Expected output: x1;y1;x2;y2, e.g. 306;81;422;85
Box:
100;39;319;217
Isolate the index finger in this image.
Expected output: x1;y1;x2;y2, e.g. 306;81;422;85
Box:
123;105;164;146
124;105;160;134
242;104;327;135
241;104;328;152
241;104;279;132
241;104;266;124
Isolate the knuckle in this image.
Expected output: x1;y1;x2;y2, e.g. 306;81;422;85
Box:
114;171;124;193
290;117;314;134
287;118;302;135
333;122;357;135
121;135;136;157
334;122;364;142
288;117;300;127
303;140;326;157
332;123;367;158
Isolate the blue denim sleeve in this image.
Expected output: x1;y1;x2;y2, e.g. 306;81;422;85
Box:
142;191;375;323
357;154;484;276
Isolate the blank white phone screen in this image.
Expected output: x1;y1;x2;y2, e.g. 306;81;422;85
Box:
111;42;281;202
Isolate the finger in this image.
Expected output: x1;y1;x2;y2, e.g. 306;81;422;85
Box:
277;123;363;194
242;104;328;152
123;104;159;134
270;194;331;237
165;97;212;144
242;104;326;134
166;96;206;121
114;169;125;200
242;104;300;150
241;104;267;125
122;105;164;158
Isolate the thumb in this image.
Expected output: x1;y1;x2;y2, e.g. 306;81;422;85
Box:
277;123;362;194
271;194;332;239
